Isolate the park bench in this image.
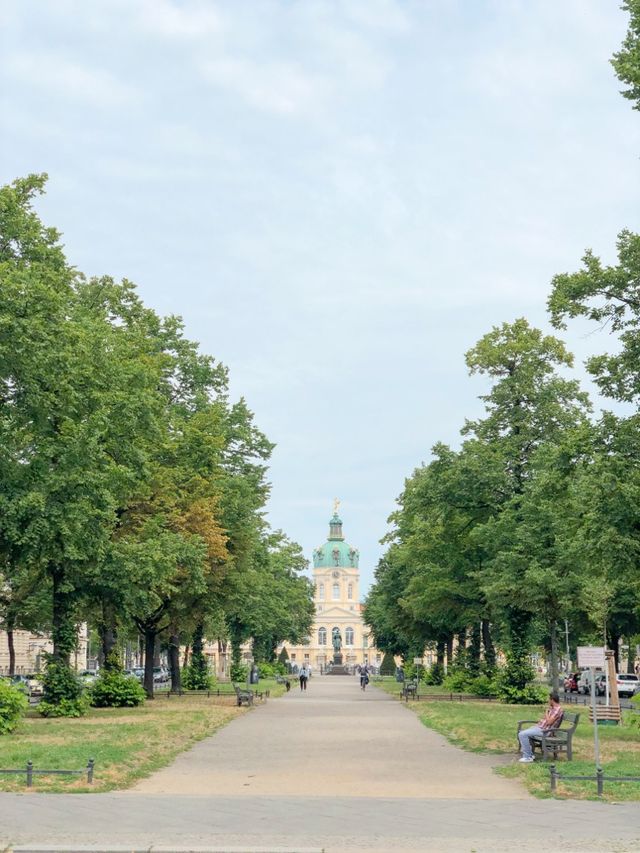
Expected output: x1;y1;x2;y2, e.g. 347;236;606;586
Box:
233;683;254;707
517;711;580;761
402;681;418;701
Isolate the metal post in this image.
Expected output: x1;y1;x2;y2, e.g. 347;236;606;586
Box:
26;760;33;787
564;620;570;668
550;764;557;794
87;758;94;784
591;667;600;769
596;766;604;797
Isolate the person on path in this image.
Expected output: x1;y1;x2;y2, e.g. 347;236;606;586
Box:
518;691;563;763
360;665;369;691
299;664;310;691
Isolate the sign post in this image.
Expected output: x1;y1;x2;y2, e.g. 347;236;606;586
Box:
414;656;422;686
577;646;605;771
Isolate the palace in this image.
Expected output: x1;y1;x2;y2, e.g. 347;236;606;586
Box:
278;508;383;671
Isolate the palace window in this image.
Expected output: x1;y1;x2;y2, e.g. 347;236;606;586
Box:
332;583;339;600
345;627;354;646
318;627;327;646
318;583;325;599
363;634;368;649
347;583;353;600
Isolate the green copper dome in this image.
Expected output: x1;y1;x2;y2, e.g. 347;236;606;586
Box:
313;513;359;568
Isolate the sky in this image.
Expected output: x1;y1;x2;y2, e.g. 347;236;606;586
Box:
2;1;639;594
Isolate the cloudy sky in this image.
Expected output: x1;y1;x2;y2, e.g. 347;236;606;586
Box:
2;1;639;592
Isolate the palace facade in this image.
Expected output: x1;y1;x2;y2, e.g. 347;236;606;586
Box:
277;510;383;671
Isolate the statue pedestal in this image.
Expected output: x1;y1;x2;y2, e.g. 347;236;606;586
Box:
333;653;343;666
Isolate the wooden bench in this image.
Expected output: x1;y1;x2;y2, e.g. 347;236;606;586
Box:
517;712;580;760
233;684;254;707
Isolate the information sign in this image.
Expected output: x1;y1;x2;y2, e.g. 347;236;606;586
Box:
413;657;423;665
577;646;606;669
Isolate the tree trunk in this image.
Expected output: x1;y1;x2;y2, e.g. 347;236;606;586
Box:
51;564;76;664
99;601;118;669
144;628;156;698
7;628;15;676
182;644;190;669
469;622;481;676
609;630;621;673
549;620;559;693
455;629;468;669
481;619;496;672
436;638;445;670
627;639;635;674
168;631;181;693
445;634;454;672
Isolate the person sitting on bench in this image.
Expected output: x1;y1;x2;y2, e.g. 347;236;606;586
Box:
518;691;563;763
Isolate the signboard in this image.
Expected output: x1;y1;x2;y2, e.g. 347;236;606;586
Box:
413;657;423;665
577;646;606;669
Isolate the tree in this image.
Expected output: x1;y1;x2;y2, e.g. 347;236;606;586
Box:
611;0;640;111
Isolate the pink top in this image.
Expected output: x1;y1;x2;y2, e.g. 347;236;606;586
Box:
538;704;563;731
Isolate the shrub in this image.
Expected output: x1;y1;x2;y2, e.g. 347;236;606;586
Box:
467;673;497;698
0;679;28;734
441;669;470;692
628;693;640;730
230;663;248;682
493;667;548;704
40;659;88;717
90;669;146;707
423;662;444;685
182;666;213;691
380;652;396;676
257;661;285;678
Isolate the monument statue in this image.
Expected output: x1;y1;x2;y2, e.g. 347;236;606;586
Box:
332;627;342;654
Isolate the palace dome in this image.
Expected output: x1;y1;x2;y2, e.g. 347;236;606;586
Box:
313;513;359;568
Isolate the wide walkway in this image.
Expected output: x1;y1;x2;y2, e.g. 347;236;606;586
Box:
2;677;640;851
132;673;523;798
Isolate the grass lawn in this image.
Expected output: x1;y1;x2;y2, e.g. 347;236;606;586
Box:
406;699;640;801
0;678;286;793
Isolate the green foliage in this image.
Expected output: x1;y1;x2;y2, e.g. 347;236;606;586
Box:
493;666;547;705
441;670;470;692
257;661;285;678
41;659;87;717
277;647;289;663
423;663;444;685
467;674;497;698
611;0;640;111
629;693;640;730
181;666;213;691
0;679;28;734
230;663;248;682
90;670;146;708
380;651;396;676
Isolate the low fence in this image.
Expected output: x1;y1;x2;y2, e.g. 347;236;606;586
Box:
0;759;94;787
401;689;498;703
155;687;270;701
549;764;640;797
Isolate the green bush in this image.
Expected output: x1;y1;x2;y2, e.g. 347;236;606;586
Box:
494;667;548;704
257;661;285;678
628;693;640;730
40;659;88;717
441;669;470;692
182;665;213;691
467;673;497;697
380;652;396;676
230;663;248;682
0;679;28;734
90;669;146;707
423;662;444;685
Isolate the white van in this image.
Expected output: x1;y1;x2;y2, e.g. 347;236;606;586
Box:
577;669;605;695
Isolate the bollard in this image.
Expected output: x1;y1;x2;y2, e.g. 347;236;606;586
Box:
87;758;95;784
26;760;33;787
549;764;557;794
596;767;604;797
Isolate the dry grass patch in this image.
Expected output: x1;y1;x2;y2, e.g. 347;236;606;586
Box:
0;697;245;793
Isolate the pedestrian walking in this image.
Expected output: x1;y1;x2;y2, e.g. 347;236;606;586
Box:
360;665;369;691
299;663;310;691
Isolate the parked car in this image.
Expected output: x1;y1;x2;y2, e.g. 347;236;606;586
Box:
593;673;607;696
78;669;99;684
563;672;580;693
130;667;145;682
11;673;44;695
615;673;640;697
153;666;169;684
577;669;605;695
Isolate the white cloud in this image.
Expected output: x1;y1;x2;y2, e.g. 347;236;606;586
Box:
200;57;325;115
134;0;222;39
4;53;137;106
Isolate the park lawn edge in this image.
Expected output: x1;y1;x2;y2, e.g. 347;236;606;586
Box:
378;689;640;803
0;679;286;794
